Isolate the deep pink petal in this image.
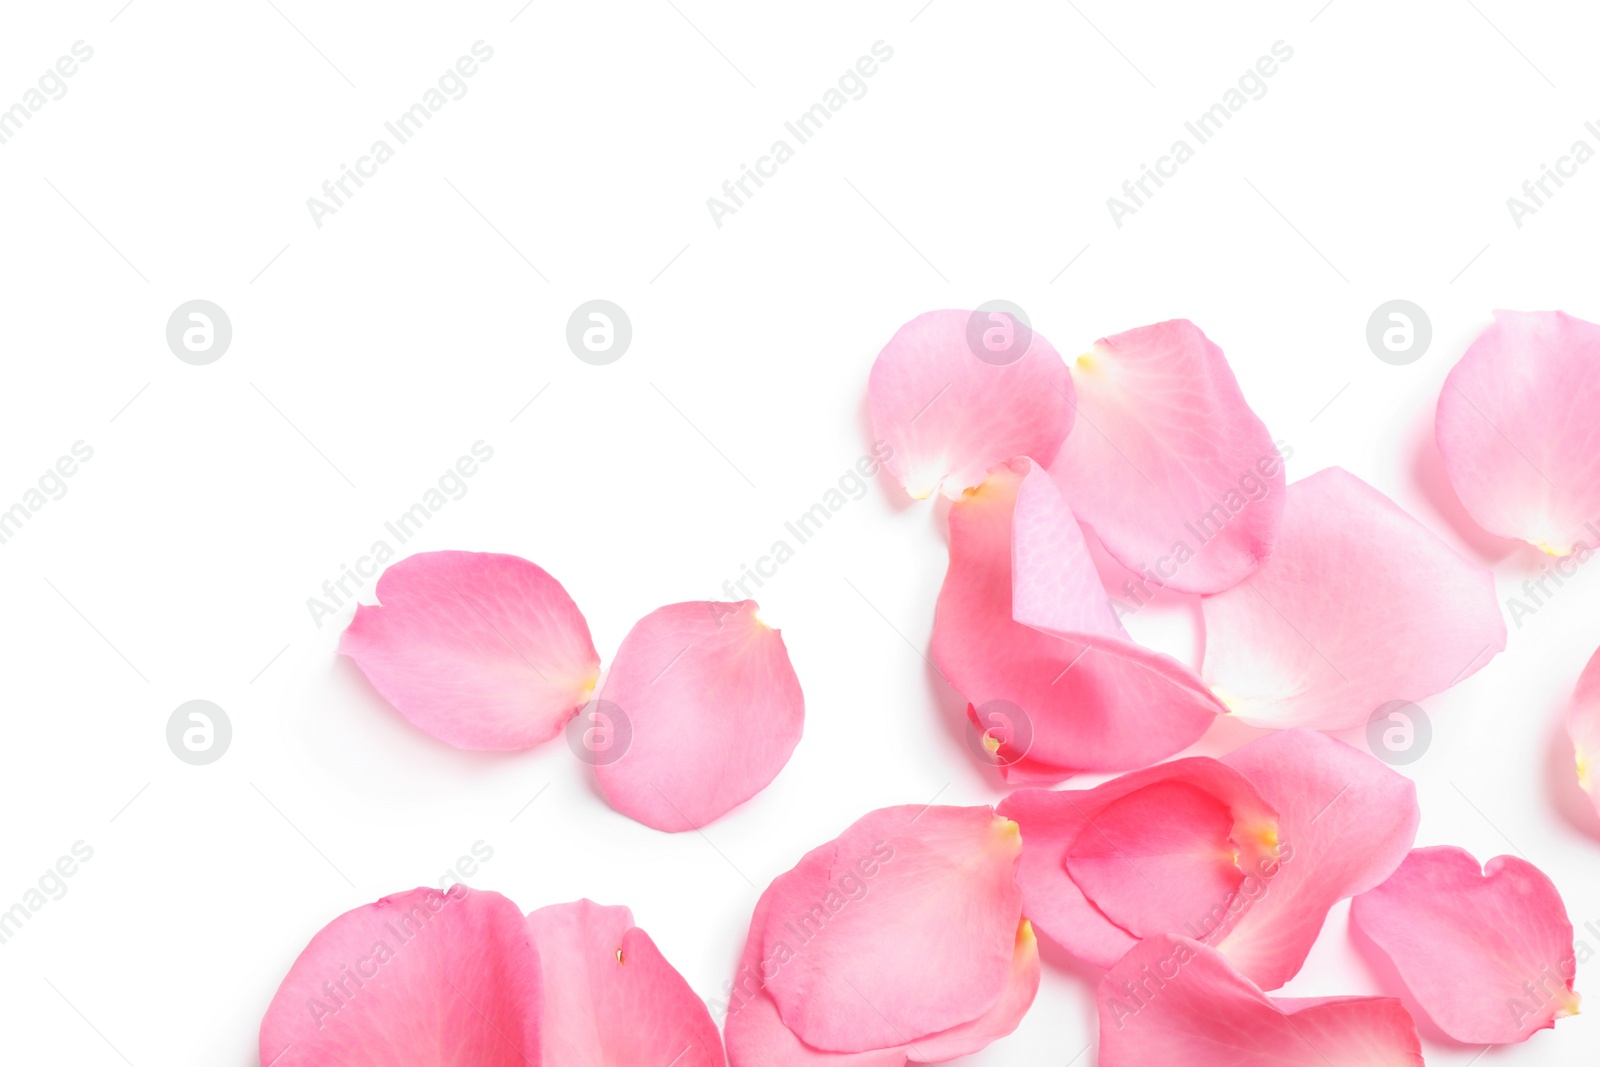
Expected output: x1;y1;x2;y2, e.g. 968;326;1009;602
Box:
933;459;1219;779
1216;729;1419;989
1350;846;1579;1043
1567;646;1600;817
1098;935;1422;1067
997;758;1275;968
260;887;542;1066
527;900;724;1065
1437;310;1600;554
754;806;1022;1052
339;551;601;749
1200;468;1505;730
868;310;1074;499
1048;320;1286;593
594;600;803;832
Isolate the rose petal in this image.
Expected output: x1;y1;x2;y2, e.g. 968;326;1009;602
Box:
1215;729;1419;990
1350;846;1579;1044
260;886;542;1067
528;899;723;1065
594;600;803;832
1200;467;1505;730
1048;319;1286;593
1098;935;1422;1067
868;310;1074;500
997;757;1275;969
1437;310;1600;555
1566;645;1600;816
339;550;601;750
933;458;1220;779
755;805;1023;1052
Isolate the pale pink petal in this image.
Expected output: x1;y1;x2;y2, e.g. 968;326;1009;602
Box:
527;900;723;1065
1099;935;1422;1067
260;887;542;1066
868;310;1074;499
997;758;1275;968
1216;729;1419;990
1437;310;1600;555
755;806;1022;1052
1048;319;1286;593
900;920;1039;1062
933;459;1219;779
1350;846;1579;1043
1566;646;1600;816
1200;467;1505;730
339;551;601;749
594;600;803;832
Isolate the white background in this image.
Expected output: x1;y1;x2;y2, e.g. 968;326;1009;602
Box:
1;0;1597;1063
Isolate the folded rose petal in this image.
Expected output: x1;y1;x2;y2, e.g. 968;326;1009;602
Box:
868;310;1074;499
1567;646;1600;818
1200;467;1505;730
998;756;1276;971
528;900;723;1065
339;551;601;749
934;458;1220;780
260;886;543;1066
725;805;1033;1062
1000;729;1417;990
1437;310;1600;555
1215;729;1418;989
1047;319;1286;593
1098;935;1423;1067
1350;846;1579;1044
594;600;803;832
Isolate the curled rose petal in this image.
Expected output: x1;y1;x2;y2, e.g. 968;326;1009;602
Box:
1566;646;1600;817
1048;319;1286;593
725;805;1035;1063
1098;935;1423;1067
933;458;1220;780
260;886;543;1067
1000;729;1417;990
1437;310;1600;555
528;900;723;1065
594;600;803;832
868;310;1074;499
339;550;601;750
1200;467;1505;730
1350;846;1579;1044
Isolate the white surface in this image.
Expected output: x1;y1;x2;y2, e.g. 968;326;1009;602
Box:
0;0;1597;1063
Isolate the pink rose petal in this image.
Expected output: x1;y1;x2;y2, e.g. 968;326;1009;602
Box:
1437;310;1600;555
528;899;724;1065
1350;846;1579;1044
260;887;543;1067
1200;467;1505;730
868;310;1074;499
1048;319;1286;593
1567;645;1600;818
933;458;1220;779
339;550;601;750
1098;935;1423;1067
594;600;803;832
745;805;1028;1055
